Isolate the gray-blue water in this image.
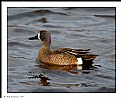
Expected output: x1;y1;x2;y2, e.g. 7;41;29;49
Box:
8;8;115;92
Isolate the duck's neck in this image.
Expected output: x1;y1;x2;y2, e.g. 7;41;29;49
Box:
41;41;50;50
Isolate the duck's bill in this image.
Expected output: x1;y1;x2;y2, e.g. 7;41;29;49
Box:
28;35;38;40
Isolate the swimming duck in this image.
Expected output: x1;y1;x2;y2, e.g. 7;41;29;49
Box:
29;30;98;70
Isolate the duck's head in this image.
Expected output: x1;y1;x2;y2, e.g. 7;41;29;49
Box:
29;30;51;47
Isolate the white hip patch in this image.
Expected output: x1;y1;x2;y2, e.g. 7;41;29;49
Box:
77;58;83;65
77;65;83;70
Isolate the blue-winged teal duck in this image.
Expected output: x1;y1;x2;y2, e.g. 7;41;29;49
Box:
29;30;98;70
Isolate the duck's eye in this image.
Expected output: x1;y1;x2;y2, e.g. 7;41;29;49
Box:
39;31;46;41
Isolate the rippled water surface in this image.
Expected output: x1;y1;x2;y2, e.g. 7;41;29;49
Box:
8;8;115;92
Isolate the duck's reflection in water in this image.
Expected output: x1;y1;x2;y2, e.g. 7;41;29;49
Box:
36;60;97;74
20;73;50;86
20;72;97;88
20;62;99;87
36;63;79;74
29;73;51;86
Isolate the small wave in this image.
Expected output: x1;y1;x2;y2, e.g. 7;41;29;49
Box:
8;11;37;20
94;15;115;19
8;41;32;48
94;74;114;80
33;9;69;16
8;9;69;21
9;55;33;61
14;28;34;34
96;87;116;92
